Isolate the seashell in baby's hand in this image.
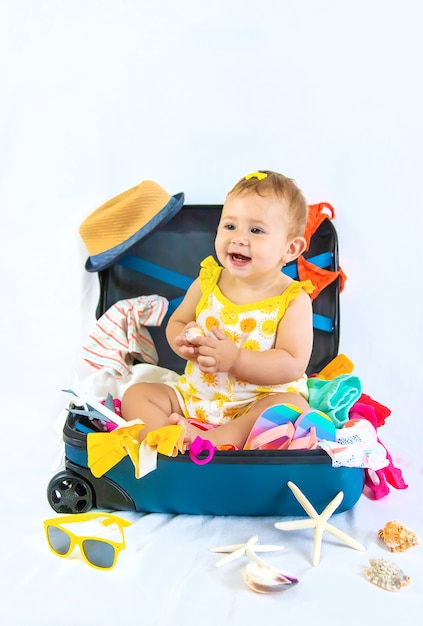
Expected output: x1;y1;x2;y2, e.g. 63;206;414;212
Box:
185;326;205;343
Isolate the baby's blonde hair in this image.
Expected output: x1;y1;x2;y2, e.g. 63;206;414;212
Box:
227;170;308;238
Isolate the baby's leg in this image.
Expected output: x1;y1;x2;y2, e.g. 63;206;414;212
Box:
121;383;182;440
230;392;309;449
169;392;309;450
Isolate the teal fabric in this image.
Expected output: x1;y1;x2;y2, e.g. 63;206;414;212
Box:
307;374;362;428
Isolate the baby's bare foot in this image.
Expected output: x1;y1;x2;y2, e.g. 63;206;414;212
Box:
169;413;198;447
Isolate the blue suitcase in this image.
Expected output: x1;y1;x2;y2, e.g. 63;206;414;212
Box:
47;204;364;516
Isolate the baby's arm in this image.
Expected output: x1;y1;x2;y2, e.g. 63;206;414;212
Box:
196;289;313;385
166;279;202;359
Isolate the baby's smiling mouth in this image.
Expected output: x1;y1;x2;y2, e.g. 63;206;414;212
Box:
230;253;251;263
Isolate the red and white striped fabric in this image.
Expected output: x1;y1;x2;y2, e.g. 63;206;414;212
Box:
81;295;168;377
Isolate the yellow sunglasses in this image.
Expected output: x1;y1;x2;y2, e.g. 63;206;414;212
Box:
44;512;132;570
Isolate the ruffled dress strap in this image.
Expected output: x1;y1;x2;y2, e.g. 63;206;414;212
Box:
276;279;314;322
196;256;223;317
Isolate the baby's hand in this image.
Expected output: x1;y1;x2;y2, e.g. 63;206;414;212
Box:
197;327;239;373
174;322;202;359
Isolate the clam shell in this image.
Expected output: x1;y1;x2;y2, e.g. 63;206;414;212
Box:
363;559;410;592
378;520;419;552
242;563;298;594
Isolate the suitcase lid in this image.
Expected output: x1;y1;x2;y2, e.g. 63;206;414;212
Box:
95;204;341;375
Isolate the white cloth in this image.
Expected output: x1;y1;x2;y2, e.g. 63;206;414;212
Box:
318;418;389;470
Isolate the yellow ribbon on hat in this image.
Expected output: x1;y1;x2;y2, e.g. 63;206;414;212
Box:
245;171;268;180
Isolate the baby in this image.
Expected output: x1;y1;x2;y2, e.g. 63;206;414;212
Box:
121;170;314;450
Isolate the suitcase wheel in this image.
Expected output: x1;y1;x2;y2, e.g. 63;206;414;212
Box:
47;470;94;514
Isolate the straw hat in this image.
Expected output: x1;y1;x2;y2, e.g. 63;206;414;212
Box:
80;180;184;272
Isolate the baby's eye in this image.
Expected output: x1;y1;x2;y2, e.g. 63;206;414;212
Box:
224;223;235;230
251;227;264;234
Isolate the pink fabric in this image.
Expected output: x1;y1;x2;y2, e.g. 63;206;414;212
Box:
364;445;408;500
349;393;391;428
350;393;407;499
187;419;217;431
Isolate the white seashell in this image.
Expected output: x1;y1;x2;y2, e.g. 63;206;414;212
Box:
242;563;298;594
185;326;205;342
363;558;411;592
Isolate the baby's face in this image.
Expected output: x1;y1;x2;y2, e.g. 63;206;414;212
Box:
215;192;292;280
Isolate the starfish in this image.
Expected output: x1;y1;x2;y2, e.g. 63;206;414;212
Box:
210;535;283;567
274;481;366;566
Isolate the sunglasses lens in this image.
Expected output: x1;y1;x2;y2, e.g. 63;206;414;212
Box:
47;526;71;555
82;540;116;569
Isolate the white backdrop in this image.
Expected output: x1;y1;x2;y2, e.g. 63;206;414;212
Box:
2;0;421;454
1;2;422;624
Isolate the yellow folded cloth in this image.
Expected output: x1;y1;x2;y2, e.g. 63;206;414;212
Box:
139;425;186;478
145;425;185;457
87;423;186;479
87;420;145;478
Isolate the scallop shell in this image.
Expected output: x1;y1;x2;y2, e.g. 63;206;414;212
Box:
378;520;419;552
363;559;410;591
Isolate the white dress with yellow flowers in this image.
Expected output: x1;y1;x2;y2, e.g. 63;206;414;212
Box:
167;256;314;426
